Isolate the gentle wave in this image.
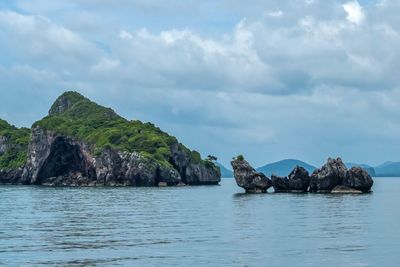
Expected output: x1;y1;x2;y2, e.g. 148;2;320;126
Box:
1;179;400;266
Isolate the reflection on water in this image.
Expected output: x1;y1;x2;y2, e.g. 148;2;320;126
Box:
0;179;400;266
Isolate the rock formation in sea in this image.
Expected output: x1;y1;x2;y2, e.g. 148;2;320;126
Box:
271;166;310;193
0;91;221;186
232;156;373;194
231;155;272;193
342;167;374;193
309;157;348;193
309;157;373;193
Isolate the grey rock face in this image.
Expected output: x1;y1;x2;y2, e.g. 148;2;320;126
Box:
48;93;118;120
231;157;272;193
1;127;219;187
288;166;310;191
24;128;165;186
185;163;221;185
271;175;289;192
48;96;76;115
271;166;310;192
169;143;221;185
23;128;96;186
309;158;374;193
0;136;8;155
343;167;373;193
309;158;347;193
0;167;25;185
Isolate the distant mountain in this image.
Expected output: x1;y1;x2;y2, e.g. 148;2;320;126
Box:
217;158;400;178
257;159;317;177
216;162;233;178
374;162;400;177
346;163;376;177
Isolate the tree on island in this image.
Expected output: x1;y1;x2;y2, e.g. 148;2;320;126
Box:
234;155;244;161
206;155;218;162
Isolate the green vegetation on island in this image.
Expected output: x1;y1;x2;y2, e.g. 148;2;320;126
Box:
0;119;30;169
22;91;214;170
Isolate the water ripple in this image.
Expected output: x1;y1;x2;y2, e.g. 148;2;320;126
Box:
1;179;400;266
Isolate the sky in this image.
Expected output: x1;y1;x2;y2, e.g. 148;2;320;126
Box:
0;0;399;168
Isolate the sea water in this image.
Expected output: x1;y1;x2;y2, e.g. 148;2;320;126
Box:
0;178;399;266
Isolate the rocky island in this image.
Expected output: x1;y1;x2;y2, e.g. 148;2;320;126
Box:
230;155;272;193
0;92;221;186
231;156;373;194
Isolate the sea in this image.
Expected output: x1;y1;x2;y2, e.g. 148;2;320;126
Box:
0;178;399;266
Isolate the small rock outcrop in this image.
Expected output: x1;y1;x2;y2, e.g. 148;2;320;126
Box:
0;168;25;185
309;158;374;193
342;167;373;193
169;143;220;185
231;156;272;193
331;185;363;194
271;166;310;192
309;157;347;193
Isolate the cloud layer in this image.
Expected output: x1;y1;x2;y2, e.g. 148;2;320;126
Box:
0;0;399;167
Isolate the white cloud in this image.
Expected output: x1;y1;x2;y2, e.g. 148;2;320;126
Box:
343;1;365;25
115;21;276;92
0;10;100;66
91;57;120;72
305;0;315;5
119;30;133;40
1;1;400;166
374;23;399;37
267;10;283;17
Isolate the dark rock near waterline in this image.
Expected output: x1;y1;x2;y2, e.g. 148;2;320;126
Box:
309;158;374;193
169;143;220;185
0;167;25;185
331;185;363;194
158;182;168;187
271;166;310;192
309;157;347;193
288;166;311;191
271;175;288;192
231;157;272;193
343;167;373;193
177;181;186;187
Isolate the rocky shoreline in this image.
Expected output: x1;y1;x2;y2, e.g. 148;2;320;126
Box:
0;129;221;187
231;156;373;194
